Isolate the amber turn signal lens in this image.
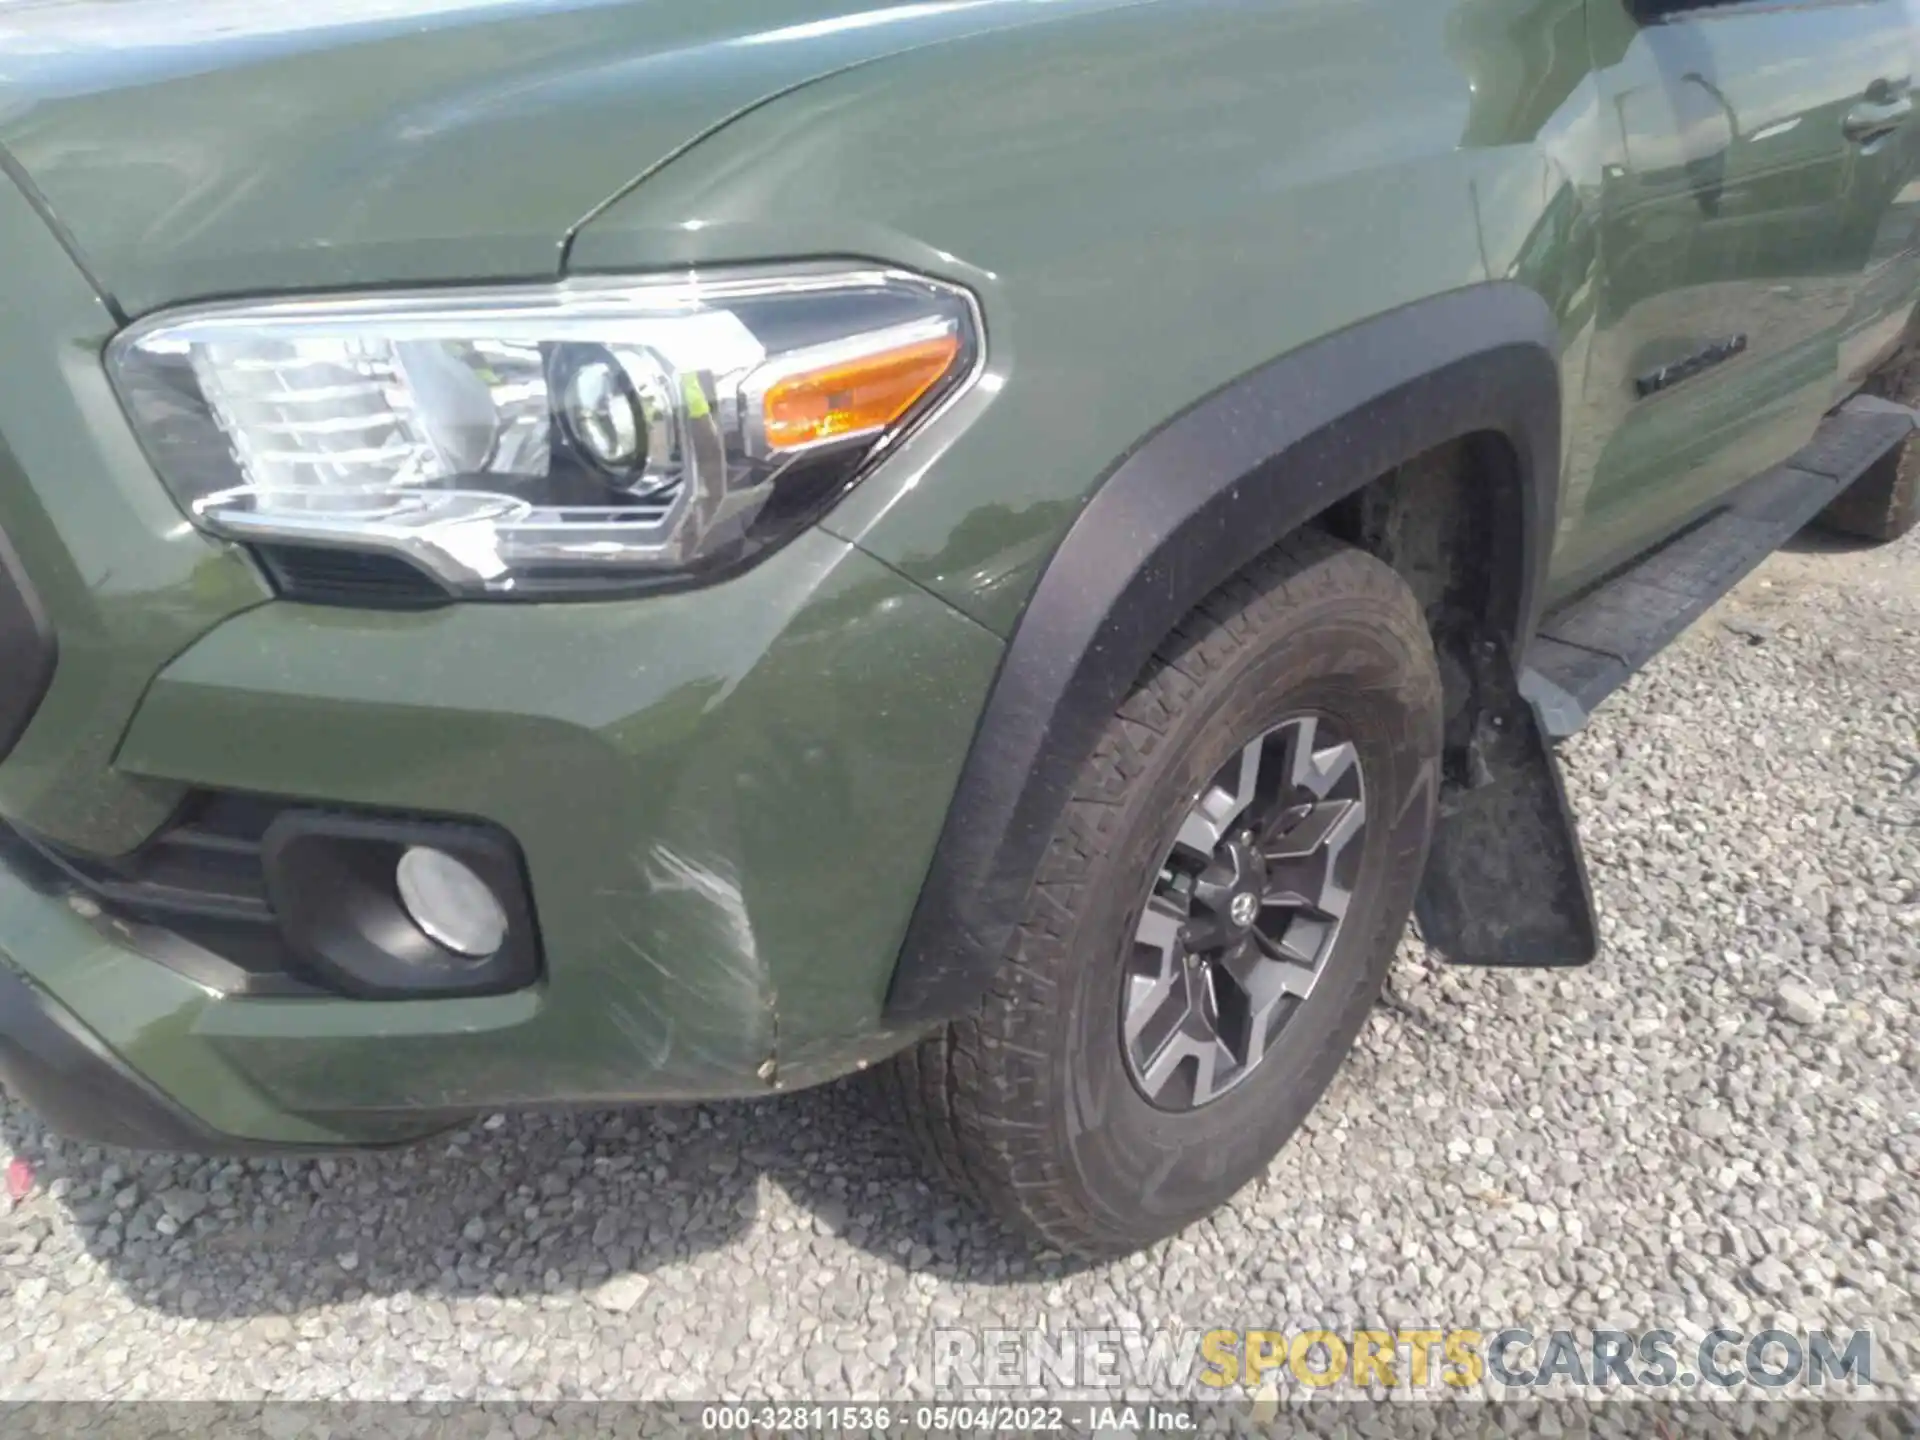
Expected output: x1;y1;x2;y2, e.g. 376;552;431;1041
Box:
761;331;962;452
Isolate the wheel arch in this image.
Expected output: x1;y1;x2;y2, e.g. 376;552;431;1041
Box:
885;281;1564;1025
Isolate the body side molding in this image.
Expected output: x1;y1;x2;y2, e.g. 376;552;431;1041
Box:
885;282;1565;1025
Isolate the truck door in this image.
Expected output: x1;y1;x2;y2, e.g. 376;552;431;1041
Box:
1560;0;1912;592
1837;0;1920;393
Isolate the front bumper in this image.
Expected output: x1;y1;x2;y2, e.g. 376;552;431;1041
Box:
0;177;1004;1152
0;529;1000;1148
0;949;264;1154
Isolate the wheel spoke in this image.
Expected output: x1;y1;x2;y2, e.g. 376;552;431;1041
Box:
1316;877;1352;922
1126;893;1190;1048
1286;724;1361;801
1205;935;1313;1083
1188;1034;1236;1107
1324;793;1366;857
1138;1026;1207;1099
1121;711;1370;1113
1258;800;1316;849
1267;845;1325;900
1124;972;1186;1049
1134;891;1185;955
1174;737;1264;858
1264;796;1365;919
1214;934;1268;990
1265;797;1361;861
1245;926;1322;996
1268;912;1335;967
1179;908;1233;953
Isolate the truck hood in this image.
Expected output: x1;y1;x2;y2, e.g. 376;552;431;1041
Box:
0;0;1072;317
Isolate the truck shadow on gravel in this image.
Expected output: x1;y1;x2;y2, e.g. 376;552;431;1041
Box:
0;1074;1091;1322
1777;527;1882;556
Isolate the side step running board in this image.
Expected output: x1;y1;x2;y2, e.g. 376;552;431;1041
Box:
1522;394;1916;738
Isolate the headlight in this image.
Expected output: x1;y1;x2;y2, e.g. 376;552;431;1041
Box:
108;268;981;600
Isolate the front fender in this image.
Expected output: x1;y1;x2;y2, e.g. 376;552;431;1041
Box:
564;0;1594;1022
885;283;1564;1024
569;0;1593;638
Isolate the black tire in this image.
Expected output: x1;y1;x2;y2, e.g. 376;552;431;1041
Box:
1820;350;1920;543
883;532;1443;1257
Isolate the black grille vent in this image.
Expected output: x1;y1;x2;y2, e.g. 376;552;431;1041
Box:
257;544;450;609
2;794;318;996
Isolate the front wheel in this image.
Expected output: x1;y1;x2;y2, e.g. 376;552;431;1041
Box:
885;533;1443;1257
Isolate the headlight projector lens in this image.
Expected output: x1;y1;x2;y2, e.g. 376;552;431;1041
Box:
559;355;647;477
396;846;510;958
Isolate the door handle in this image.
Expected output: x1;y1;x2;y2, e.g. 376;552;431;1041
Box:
1845;89;1913;146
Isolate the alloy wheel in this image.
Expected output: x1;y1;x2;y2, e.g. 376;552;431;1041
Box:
1120;714;1368;1111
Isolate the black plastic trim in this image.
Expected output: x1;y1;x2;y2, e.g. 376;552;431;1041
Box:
0;958;455;1154
5;793;543;1002
256;544;452;610
885;283;1564;1025
1;814;317;999
262;812;543;1000
0;957;262;1153
0;524;56;764
248;445;883;610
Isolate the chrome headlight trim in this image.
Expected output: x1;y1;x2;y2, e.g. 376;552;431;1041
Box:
108;265;984;600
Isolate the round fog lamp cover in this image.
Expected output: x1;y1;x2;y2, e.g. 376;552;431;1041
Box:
396;847;509;959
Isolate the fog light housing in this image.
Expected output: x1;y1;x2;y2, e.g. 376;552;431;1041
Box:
396;847;509;958
262;814;541;998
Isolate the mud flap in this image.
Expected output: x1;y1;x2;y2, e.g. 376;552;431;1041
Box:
1414;642;1597;966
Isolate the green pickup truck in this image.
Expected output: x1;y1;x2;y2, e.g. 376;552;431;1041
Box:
0;0;1914;1259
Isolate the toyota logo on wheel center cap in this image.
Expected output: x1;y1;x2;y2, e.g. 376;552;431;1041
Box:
1229;891;1261;927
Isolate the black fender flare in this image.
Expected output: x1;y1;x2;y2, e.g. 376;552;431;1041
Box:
886;282;1563;1025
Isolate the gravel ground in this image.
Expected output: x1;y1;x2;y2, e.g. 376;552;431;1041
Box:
1;523;1915;1407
